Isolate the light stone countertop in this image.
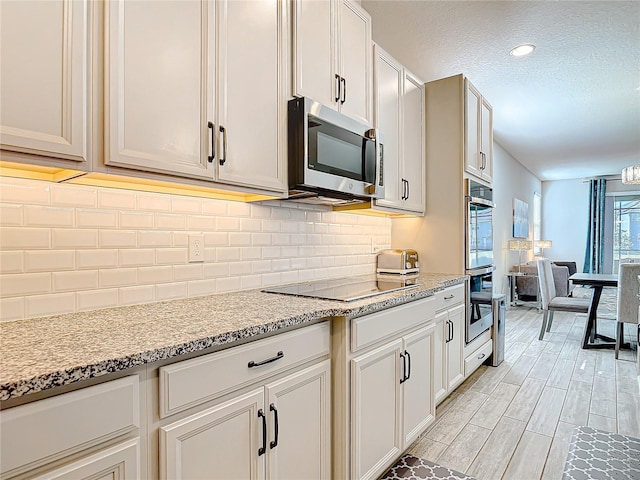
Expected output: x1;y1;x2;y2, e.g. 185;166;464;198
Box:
0;272;466;401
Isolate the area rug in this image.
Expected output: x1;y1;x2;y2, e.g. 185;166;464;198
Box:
378;454;476;480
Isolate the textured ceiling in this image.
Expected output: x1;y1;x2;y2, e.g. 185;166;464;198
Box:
361;0;640;181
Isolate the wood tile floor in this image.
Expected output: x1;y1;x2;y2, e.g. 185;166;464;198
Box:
407;306;640;480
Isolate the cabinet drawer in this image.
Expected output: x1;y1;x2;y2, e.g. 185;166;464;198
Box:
434;284;465;311
464;339;492;377
159;322;330;418
351;297;435;352
1;376;139;477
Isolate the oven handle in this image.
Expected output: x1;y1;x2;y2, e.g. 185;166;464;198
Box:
466;195;495;208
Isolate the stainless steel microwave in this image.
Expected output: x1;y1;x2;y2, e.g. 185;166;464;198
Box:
288;97;384;202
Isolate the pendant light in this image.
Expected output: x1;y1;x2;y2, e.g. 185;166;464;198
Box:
621;165;640;184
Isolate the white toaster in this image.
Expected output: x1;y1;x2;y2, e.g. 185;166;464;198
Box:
376;249;420;274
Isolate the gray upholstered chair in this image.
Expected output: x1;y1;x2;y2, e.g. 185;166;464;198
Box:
537;258;591;340
615;263;640;359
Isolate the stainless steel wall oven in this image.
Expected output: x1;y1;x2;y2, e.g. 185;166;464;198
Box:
465;179;495;343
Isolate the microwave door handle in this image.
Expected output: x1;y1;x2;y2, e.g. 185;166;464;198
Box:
365;128;382;196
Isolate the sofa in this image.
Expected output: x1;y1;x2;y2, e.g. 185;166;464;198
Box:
512;261;576;299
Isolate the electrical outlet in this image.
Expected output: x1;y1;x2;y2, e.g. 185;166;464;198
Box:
371;238;379;254
188;234;205;262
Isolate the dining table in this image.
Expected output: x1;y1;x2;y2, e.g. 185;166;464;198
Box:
569;273;618;349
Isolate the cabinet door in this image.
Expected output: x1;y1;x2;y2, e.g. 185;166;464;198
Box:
216;0;287;193
402;70;425;214
402;325;435;448
433;311;448;404
338;0;372;125
447;304;466;392
160;389;265;480
292;0;336;109
351;339;402;480
266;361;331;480
106;0;215;180
480;97;493;183
464;79;482;179
32;439;139;480
373;45;403;209
0;0;89;163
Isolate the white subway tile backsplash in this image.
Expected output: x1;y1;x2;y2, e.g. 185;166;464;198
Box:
155;282;188;301
25;293;75;318
0;251;23;273
1;227;50;249
0;177;50;204
0;178;390;318
51;184;97;207
155;248;187;265
53;229;97;249
228;201;251;217
77;250;118;269
25;251;75;272
187;279;217;297
155;213;186;230
138;266;173;284
24;205;74;227
120;211;154;229
99;268;137;287
119;285;155;306
138;231;171;247
137;193;171;212
99;230;137;248
0;296;25;321
216;276;241;293
98;190;137;210
173;264;203;281
76;209;118;228
53;270;98;292
0;203;23;225
77;289;118;311
216;217;240;231
171;196;202;214
216;247;240;262
188;215;216;231
119;248;155;267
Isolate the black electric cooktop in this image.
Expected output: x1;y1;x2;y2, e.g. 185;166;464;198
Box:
262;274;419;302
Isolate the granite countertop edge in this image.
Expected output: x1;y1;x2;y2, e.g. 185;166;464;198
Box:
0;273;466;401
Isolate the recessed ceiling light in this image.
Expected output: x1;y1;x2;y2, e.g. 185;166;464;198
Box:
509;44;536;57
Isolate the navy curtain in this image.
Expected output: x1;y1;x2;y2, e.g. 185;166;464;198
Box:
583;178;606;273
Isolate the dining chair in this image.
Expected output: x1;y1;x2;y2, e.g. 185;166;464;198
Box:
615;263;640;359
537;258;591;340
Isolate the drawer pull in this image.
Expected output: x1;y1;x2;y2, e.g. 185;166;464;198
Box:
248;351;284;368
258;409;267;456
444;294;455;300
478;353;486;360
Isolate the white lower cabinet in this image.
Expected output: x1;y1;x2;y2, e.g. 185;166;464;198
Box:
340;296;437;480
434;302;465;405
161;360;330;480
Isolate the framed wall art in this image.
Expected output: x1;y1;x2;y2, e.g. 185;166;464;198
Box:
513;198;529;238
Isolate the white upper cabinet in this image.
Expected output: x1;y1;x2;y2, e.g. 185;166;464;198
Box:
373;45;425;215
464;79;493;184
106;0;288;193
293;0;372;126
105;0;215;180
215;0;288;192
0;0;90;164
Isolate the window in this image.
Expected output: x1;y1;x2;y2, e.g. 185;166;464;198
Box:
533;192;541;255
613;195;640;272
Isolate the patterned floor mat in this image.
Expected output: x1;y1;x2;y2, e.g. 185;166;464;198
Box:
378;454;476;480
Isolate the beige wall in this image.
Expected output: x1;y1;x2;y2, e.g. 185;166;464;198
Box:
0;177;392;322
492;142;542;295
